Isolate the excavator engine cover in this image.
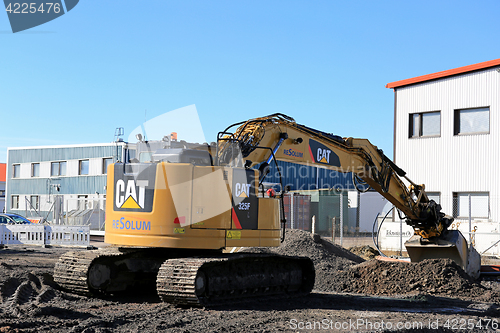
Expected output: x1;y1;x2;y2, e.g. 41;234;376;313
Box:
405;230;480;278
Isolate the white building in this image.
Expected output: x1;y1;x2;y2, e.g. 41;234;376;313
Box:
386;58;500;254
6;142;129;225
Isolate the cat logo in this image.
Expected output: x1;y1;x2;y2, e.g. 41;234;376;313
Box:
317;148;332;164
115;179;148;210
113;164;155;212
308;139;341;167
234;183;251;198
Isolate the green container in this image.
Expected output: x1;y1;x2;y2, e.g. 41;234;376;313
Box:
292;189;350;235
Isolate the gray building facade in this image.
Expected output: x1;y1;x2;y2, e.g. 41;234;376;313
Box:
6;142;127;221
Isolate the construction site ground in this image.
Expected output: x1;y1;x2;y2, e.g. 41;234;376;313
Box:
0;229;499;333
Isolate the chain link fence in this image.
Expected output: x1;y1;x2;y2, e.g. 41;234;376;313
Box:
283;191;500;256
450;194;499;256
283;190;390;249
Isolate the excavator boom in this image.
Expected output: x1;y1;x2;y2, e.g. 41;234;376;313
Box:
218;113;477;275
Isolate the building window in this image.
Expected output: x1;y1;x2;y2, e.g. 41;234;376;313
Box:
78;194;88;210
0;190;5;198
51;161;67;176
409;111;440;138
13;164;20;178
31;163;40;177
453;192;489;219
426;192;440;205
30;195;39;211
79;160;89;175
11;195;19;209
102;158;113;174
454;107;489;135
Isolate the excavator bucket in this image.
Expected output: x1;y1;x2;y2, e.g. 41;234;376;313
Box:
405;230;480;279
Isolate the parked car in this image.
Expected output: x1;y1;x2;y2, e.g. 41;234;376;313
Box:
0;213;34;225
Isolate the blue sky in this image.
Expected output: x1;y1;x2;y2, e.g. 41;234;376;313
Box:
1;0;499;163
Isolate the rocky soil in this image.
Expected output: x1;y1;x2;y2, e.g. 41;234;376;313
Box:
348;245;380;260
0;230;499;332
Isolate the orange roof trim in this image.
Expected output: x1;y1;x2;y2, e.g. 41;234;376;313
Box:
386;58;500;89
0;163;6;182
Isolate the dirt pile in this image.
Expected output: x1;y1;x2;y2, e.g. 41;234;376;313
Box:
0;271;61;318
247;230;500;302
245;229;365;291
267;230;364;268
0;242;499;332
0;247;87;321
348;245;379;260
330;259;489;296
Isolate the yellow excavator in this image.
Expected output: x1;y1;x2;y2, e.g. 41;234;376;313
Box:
54;113;478;305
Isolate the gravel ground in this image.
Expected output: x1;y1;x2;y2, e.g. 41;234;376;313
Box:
0;230;499;332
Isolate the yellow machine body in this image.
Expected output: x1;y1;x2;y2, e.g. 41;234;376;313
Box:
55;114;479;306
104;162;281;249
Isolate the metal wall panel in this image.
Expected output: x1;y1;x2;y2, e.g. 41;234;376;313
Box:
317;167;354;191
394;67;500;221
7;144;123;164
7;176;107;195
264;160;317;190
5;143;122;212
262;160;355;191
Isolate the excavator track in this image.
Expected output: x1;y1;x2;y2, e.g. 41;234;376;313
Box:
53;250;116;296
54;250;314;306
53;248;165;296
157;254;315;306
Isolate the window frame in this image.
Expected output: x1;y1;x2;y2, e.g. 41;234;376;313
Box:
31;163;40;178
409;111;441;138
425;192;441;205
102;158;113;174
30;195;39;211
452;192;490;219
11;195;19;209
79;159;90;176
454;106;490;136
51;161;67;177
77;194;89;210
12;164;20;178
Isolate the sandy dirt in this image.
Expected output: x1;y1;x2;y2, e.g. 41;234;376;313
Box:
0;230;499;332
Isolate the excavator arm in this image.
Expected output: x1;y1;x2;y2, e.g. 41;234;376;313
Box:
217;113;452;239
217;113;479;276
